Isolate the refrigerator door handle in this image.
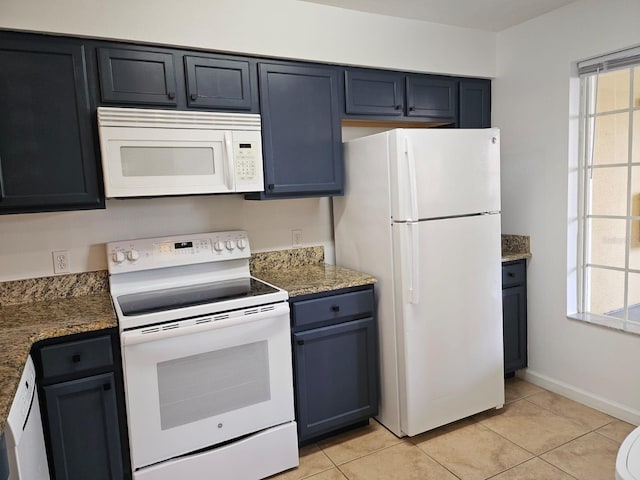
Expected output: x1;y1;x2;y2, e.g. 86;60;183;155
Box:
406;223;420;305
404;136;419;221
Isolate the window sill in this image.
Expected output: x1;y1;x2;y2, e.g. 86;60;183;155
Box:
567;312;640;335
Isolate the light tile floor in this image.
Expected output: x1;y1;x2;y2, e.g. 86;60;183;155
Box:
269;378;637;480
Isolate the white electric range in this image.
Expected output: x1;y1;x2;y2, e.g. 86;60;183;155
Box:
106;230;298;480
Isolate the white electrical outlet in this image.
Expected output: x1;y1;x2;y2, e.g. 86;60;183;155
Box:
292;229;303;247
52;250;70;274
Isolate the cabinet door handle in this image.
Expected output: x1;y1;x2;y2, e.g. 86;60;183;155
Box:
72;354;81;363
507;272;515;277
409;106;415;111
103;383;111;391
267;184;275;191
395;104;402;110
296;339;304;346
190;93;197;101
167;91;176;100
0;156;5;201
331;305;340;312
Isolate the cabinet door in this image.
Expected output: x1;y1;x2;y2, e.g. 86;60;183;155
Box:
459;79;491;128
344;69;405;116
258;63;343;196
293;317;378;442
44;373;124;480
406;75;457;120
0;36;102;214
502;283;527;374
184;55;252;110
98;47;177;106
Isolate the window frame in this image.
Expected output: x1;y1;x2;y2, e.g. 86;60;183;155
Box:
573;62;640;334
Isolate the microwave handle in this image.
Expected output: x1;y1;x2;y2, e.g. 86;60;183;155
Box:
224;132;235;191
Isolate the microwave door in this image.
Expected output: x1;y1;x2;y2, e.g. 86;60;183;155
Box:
99;127;234;198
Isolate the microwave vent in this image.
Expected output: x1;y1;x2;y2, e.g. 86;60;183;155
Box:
97;107;261;130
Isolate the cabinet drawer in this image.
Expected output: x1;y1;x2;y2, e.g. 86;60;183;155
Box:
292;289;374;329
502;261;526;288
40;335;113;379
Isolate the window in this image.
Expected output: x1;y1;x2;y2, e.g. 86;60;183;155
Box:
575;49;640;333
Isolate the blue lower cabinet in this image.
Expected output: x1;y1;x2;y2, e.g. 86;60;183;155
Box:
35;330;130;480
502;260;528;375
43;374;123;480
290;286;378;443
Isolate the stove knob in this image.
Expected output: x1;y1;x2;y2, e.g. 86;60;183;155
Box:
236;239;247;250
213;241;224;252
225;240;235;251
112;251;125;264
127;250;140;262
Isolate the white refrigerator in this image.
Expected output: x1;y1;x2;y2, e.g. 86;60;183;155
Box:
333;128;504;437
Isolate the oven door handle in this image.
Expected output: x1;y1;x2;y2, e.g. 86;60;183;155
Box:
121;303;289;346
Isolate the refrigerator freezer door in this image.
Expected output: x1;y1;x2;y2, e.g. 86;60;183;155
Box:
392;214;504;436
390;129;501;222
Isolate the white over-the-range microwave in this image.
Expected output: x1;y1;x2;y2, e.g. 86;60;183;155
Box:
97;107;264;198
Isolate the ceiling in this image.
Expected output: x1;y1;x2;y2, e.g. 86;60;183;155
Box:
298;0;576;32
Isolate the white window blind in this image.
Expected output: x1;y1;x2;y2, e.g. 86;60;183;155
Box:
578;46;640;75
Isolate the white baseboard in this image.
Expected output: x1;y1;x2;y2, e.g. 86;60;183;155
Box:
519;370;640;426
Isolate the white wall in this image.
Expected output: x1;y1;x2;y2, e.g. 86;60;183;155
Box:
0;0;496;77
0;0;497;282
494;0;640;423
0;196;335;282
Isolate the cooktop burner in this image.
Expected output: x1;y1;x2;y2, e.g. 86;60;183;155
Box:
117;277;279;316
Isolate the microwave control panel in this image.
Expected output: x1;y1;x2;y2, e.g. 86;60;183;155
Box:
234;141;259;184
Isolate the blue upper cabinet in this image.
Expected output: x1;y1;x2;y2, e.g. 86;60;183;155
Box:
459;78;491;128
251;62;343;198
343;68;490;128
406;75;457;121
345;70;404;116
98;46;258;112
0;33;103;214
98;47;178;106
344;68;457;124
184;55;254;110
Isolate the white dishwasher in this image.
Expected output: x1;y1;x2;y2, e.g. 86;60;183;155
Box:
4;355;49;479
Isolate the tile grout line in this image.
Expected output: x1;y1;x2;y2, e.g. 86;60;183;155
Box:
537;455;579;479
410;441;464;480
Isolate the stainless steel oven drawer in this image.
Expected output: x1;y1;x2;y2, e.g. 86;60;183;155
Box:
40;335;114;379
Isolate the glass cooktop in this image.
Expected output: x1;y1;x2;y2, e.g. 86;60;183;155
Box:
117;277;279;316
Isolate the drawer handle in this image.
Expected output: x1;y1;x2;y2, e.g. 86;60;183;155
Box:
103;383;111;391
507;272;515;277
72;354;81;363
296;340;304;346
331;305;340;312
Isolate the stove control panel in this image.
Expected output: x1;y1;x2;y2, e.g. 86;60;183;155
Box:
106;231;251;273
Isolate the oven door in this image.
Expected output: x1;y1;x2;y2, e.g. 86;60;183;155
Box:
120;302;294;470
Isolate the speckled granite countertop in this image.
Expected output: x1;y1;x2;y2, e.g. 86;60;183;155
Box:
0;236;523;433
251;246;376;298
0;271;116;433
502;234;532;262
